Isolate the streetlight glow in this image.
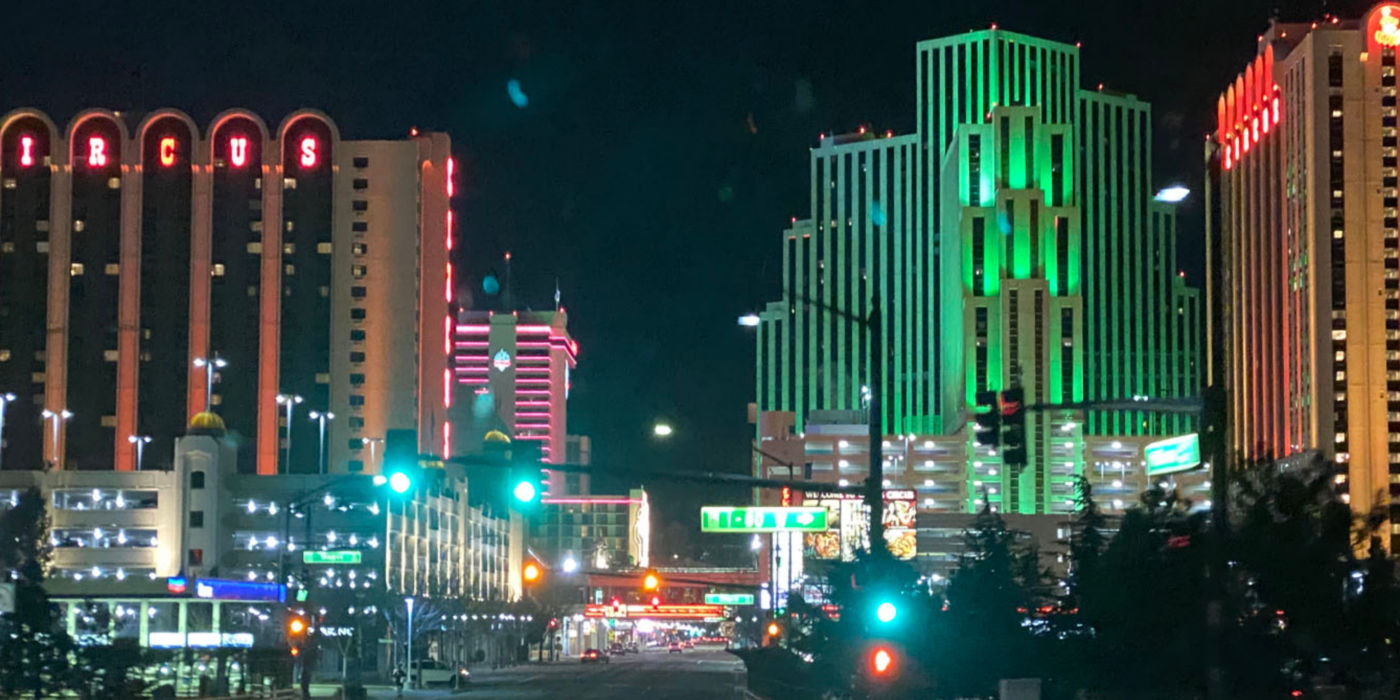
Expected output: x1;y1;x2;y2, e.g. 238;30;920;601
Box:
738;313;761;327
1154;185;1190;203
653;423;674;438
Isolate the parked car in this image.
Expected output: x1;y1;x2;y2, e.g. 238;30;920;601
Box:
582;648;610;663
668;642;683;654
412;659;470;688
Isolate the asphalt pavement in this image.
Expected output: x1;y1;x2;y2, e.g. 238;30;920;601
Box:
366;645;749;700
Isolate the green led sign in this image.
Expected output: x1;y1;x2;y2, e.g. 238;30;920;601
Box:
700;506;827;533
704;593;755;606
302;550;363;565
1144;433;1202;476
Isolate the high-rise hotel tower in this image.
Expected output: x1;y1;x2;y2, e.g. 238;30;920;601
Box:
0;109;452;475
753;29;1202;515
1208;4;1400;541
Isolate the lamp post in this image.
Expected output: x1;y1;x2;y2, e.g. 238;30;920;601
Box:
275;394;303;474
361;437;384;472
308;410;334;475
40;408;72;468
0;392;15;472
128;435;152;471
404;597;416;688
192;355;228;413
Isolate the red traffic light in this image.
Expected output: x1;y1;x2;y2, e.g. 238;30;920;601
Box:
871;646;894;675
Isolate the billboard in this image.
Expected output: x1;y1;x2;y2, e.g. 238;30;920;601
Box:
802;490;917;561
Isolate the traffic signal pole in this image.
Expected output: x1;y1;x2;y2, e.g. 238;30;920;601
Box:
866;295;886;561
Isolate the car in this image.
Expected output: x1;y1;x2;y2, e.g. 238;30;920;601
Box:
582;648;610;664
668;642;683;654
684;640;695;649
412;659;470;688
609;642;625;655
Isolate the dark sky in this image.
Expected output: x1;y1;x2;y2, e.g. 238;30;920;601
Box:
3;0;1340;560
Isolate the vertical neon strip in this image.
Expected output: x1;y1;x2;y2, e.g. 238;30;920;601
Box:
445;210;454;251
446;157;455;197
443;368;452;408
20;135;34;166
445;264;453;302
443;315;452;356
442;421;451;460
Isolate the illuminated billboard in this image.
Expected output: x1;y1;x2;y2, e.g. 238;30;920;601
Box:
1144;433;1202;476
802;490;916;561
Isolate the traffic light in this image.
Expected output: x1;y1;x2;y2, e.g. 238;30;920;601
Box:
764;620;782;647
377;429;420;496
875;599;898;624
973;390;1001;447
1000;388;1027;471
870;645;895;676
288;613;308;657
523;560;543;586
642;570;660;592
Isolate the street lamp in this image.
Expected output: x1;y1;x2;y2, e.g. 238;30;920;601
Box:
361;436;385;472
308;411;334;475
191;355;228;413
652;422;673;438
275;394;303;474
0;392;15;472
127;435;152;471
40;408;72;467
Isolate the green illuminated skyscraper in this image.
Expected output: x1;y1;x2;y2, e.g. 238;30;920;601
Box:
753;28;1201;515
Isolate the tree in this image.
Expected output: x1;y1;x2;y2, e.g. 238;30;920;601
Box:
76;639;150;699
931;503;1045;697
0;488;75;699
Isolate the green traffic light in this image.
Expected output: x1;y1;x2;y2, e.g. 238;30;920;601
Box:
513;480;539;503
876;601;897;623
388;471;412;494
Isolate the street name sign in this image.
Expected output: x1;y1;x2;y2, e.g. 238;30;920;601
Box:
700;506;827;533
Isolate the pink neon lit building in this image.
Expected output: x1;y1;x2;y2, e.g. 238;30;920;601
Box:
451;310;578;492
0;108;452;475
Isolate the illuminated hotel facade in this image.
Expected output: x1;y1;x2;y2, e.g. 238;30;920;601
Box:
1207;4;1400;540
753;28;1202;517
449;310;579;495
0;108;452;476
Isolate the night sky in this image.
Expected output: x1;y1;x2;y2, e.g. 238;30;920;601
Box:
2;0;1337;560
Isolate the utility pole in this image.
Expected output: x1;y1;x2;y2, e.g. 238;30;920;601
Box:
865;294;886;560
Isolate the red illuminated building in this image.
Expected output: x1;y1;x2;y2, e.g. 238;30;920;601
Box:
0;108;452;475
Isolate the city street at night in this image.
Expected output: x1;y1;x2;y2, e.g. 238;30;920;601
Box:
366;646;746;700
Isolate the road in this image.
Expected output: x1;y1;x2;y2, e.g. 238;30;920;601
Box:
367;645;748;699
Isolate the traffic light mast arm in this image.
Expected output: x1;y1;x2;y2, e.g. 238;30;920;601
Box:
446;455;867;495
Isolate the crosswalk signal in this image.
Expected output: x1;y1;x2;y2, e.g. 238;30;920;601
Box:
1000;387;1027;471
973;391;1001;447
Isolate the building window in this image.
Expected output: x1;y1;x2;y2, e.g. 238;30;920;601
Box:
353;178;369;190
351;308;366;321
353;157;369;168
211;263;226;277
350;373;366;385
352;243;367;255
350;329;366;342
188;549;203;566
351;286;367;299
349;395;365;407
352;200;368;212
352;222;368;233
350;352;365;363
353;265;367;278
69;263;84;276
191;471;205;489
189;511;204;528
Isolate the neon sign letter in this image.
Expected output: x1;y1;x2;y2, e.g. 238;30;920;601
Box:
159;137;177;167
19;135;34;167
1378;6;1400;47
229;136;248;167
88;137;107;167
299;137;317;168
